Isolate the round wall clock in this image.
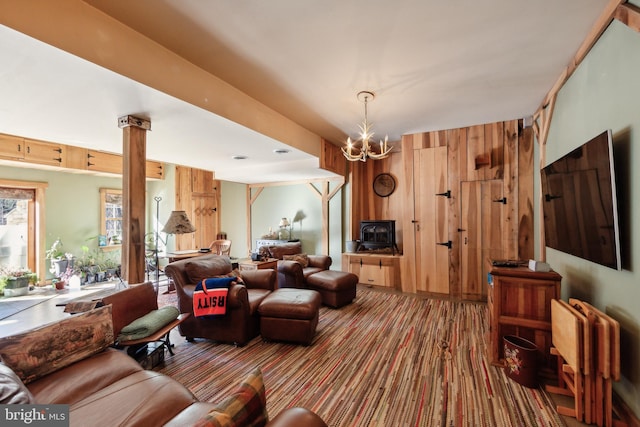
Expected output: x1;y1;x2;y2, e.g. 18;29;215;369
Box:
373;173;396;197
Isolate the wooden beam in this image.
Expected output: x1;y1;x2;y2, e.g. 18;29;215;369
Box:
121;125;147;284
614;2;640;32
538;0;624;112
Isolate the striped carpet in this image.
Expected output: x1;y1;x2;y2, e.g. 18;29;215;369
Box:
157;286;565;427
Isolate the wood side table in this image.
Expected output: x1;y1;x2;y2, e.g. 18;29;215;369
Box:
238;258;278;271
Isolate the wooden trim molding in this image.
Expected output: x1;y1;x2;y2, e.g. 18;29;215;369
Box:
615;2;640;32
537;0;624;113
0;179;48;280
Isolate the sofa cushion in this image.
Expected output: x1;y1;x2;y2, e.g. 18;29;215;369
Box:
0;305;114;384
117;306;180;341
186;256;233;284
0;362;35;404
194;367;269;427
283;253;309;268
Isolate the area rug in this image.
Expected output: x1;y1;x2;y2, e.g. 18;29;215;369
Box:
157;287;565;427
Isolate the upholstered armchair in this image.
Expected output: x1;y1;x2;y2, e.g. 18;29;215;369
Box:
266;242;332;288
164;254;276;346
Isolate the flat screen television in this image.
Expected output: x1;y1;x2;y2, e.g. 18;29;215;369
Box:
540;129;621;270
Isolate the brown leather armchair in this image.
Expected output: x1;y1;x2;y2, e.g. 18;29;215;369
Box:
266;242;332;288
164;254;276;346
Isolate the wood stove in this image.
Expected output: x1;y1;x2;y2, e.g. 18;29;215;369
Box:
358;220;398;254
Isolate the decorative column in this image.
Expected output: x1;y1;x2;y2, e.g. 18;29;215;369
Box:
118;115;151;284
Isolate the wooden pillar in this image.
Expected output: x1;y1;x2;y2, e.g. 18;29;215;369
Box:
118;115;150;284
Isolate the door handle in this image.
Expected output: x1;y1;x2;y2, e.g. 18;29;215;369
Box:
435;190;451;198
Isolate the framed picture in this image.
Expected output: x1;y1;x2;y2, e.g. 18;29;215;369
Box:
373;173;396;197
98;235;107;247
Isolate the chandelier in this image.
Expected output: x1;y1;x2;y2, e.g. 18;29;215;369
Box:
342;91;393;162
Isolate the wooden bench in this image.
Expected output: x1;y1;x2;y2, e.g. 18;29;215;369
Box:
101;282;188;355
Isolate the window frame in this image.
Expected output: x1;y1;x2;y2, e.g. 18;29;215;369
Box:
99;188;123;248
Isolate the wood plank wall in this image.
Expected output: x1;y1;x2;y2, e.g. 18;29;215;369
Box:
348;119;534;299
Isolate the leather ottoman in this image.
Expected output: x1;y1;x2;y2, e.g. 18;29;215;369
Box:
306;270;358;308
258;289;321;345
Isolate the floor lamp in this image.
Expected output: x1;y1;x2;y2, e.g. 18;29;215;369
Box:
161;210;196;292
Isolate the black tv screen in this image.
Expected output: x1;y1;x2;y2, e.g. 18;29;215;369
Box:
541;130;621;270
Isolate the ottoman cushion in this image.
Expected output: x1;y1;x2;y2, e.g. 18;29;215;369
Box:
306;270;358;308
258;289;321;345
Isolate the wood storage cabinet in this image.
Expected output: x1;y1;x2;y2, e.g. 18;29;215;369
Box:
343;253;400;288
487;266;561;375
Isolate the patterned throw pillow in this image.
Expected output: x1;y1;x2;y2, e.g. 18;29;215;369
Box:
283;253;309;268
195;367;269;427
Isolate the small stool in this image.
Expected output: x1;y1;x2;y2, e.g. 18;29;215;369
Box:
258;289;321;345
306;270;358;308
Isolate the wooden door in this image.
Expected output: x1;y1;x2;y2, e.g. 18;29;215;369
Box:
190;194;218;250
413;146;449;295
460;180;504;301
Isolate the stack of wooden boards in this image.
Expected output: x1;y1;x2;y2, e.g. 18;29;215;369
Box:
547;298;625;426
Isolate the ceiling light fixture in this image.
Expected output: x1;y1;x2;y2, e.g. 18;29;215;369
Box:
273;148;290;154
231;155;248;160
342;91;392;162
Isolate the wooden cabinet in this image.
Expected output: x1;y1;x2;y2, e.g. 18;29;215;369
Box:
342;253;400;288
87;150;122;174
23;138;64;167
0;133;23;160
0;134;63;167
488;266;561;374
146;160;164;180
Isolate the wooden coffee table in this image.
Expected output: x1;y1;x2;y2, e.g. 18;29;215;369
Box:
238;258;278;271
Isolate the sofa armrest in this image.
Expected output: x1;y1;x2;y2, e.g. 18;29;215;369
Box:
308;255;332;270
241;269;277;291
277;260;305;288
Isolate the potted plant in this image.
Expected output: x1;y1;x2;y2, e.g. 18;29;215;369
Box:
46;238;68;277
0;266;36;297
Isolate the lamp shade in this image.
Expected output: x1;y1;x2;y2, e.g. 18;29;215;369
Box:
162;210;196;234
279;217;290;228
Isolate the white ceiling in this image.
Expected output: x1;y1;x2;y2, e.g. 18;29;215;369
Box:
0;0;607;183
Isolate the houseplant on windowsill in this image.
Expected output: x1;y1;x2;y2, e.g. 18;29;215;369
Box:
0;266;36;297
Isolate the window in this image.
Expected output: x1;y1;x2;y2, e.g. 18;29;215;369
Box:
0;180;48;278
100;188;123;246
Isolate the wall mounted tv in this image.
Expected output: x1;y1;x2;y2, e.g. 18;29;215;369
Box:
541;129;621;270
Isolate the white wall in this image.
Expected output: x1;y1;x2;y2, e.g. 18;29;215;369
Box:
542;17;640;416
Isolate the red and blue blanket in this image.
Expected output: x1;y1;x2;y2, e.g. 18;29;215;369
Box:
193;276;236;317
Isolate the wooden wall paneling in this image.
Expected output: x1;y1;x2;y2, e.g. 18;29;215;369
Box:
487;122;505;180
387;151;406;251
174;166;193;251
399;135;417;293
413;148;435;293
484;180;504;299
460;181;481;299
434;146;450;294
447;128;462;298
320;138;346;176
518;126;535;260
466;124;485;181
502;120;519;260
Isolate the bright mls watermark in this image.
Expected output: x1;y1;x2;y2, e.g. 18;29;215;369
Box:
1;405;69;426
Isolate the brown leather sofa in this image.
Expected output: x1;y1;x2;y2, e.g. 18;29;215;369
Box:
165;254;276;346
266;242;332;288
0;304;327;427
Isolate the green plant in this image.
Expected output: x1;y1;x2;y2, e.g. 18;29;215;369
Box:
45;239;65;260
